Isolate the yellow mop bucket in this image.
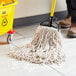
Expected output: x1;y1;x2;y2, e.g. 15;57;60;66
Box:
0;0;18;43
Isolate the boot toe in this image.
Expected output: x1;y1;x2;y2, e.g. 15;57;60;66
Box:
59;21;71;28
68;29;76;38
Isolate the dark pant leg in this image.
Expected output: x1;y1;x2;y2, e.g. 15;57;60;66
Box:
71;0;76;23
66;0;71;14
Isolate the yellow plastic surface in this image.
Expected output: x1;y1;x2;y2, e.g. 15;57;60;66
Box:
0;0;16;5
50;0;56;17
0;1;18;36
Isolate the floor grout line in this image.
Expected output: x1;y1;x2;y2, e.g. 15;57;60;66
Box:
13;32;33;41
13;35;33;41
11;42;20;49
15;32;25;37
16;31;33;38
47;65;65;76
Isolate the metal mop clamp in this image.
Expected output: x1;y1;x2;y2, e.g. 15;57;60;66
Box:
40;0;60;31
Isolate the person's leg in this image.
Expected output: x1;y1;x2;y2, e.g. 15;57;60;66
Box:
71;0;76;23
68;0;76;37
59;0;71;28
66;0;71;15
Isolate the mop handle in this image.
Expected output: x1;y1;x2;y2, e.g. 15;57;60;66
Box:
50;0;56;17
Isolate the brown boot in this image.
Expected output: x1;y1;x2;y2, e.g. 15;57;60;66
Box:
68;23;76;38
59;14;71;28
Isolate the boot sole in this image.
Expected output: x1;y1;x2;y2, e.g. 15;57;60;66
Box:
68;34;76;38
61;25;70;29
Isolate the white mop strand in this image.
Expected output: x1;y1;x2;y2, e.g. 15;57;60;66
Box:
9;26;66;64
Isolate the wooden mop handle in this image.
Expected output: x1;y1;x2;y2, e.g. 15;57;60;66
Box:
50;0;56;17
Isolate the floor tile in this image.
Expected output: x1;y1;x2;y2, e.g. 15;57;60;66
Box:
12;37;32;47
49;41;76;76
13;32;23;40
0;44;62;76
15;26;76;43
0;57;62;76
15;25;39;37
0;44;14;54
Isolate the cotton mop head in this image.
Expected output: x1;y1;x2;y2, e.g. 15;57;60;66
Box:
9;26;65;64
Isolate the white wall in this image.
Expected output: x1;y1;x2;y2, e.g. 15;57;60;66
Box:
14;0;67;18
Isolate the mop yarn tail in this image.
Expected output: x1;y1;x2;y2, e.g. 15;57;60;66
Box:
9;26;66;64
